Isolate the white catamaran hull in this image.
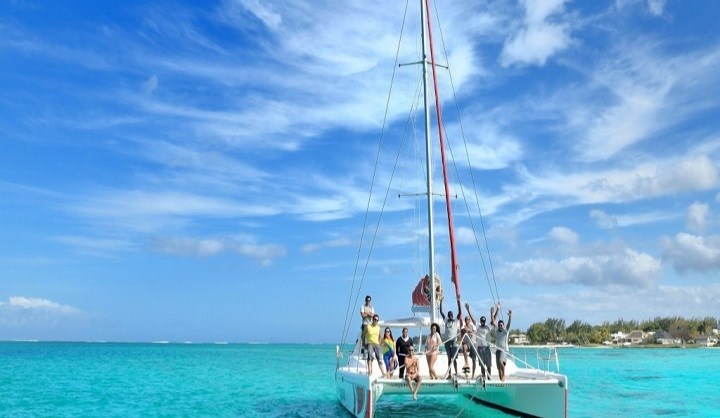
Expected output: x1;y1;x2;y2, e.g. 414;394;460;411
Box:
336;353;568;418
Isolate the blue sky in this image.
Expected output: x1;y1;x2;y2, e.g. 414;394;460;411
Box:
1;0;719;343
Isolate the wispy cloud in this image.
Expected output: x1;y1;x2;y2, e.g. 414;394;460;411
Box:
549;226;579;245
52;236;136;256
575;43;720;161
0;296;82;326
501;0;572;67
302;237;352;254
506;154;719;225
686;202;710;234
590;209;679;229
511;283;720;326
152;235;286;266
501;246;662;288
662;233;720;273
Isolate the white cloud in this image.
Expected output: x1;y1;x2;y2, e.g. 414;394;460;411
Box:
510;283;720;328
590;209;618;229
502;247;661;288
455;227;478;246
153;236;286;266
662;233;720;273
548;226;578;245
0;296;82;326
686;202;709;234
302;237;352;254
614;0;667;17
154;237;225;257
590;209;679;230
52;236;135;254
236;0;283;30
551;38;720;162
235;243;286;267
647;0;667;17
143;74;158;95
456;122;523;170
518;155;719;209
581;90;663;161
501;0;571;67
73;190;282;234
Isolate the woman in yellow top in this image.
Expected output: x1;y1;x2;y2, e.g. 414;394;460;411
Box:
382;328;398;378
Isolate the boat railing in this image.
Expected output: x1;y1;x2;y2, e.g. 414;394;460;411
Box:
338;330;563;377
457;334;562;375
509;345;562;373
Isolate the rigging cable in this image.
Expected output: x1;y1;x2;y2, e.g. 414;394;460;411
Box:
431;0;502;306
340;0;412;348
423;0;463;316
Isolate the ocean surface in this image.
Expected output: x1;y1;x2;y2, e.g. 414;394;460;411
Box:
1;342;719;417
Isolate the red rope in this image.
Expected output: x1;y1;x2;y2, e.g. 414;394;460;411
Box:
423;0;461;316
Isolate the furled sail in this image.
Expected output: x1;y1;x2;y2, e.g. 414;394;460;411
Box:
411;274;443;311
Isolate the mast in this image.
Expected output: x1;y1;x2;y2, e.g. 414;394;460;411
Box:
422;0;462;317
420;0;438;325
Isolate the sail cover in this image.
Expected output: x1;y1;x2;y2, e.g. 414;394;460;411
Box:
411;274;443;308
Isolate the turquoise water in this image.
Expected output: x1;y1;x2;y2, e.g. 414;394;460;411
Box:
1;342;719;417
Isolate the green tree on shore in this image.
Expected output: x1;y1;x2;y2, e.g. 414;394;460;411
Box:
516;316;718;345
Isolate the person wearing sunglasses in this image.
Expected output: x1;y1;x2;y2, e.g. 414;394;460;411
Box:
364;315;386;376
466;302;493;380
360;295;375;349
395;327;413;379
382;328;398;378
404;345;422;400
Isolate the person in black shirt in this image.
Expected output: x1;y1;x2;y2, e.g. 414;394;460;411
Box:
395;327;413;379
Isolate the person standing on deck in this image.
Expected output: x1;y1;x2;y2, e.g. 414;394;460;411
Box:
461;303;478;378
364;315;387;376
425;322;441;380
466;302;493;380
360;295;374;348
491;303;512;381
382;328;398;378
395;327;413;379
440;300;460;378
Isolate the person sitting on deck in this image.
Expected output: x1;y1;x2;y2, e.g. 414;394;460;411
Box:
404;346;422;400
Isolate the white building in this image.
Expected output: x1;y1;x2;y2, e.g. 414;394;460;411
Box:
510;333;528;345
610;332;626;343
695;335;718;347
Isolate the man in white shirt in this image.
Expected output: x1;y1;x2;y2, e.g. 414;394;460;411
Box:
440;300;460;378
360;295;375;348
491;303;512;381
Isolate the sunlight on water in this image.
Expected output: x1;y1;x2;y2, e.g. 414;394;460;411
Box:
1;343;718;417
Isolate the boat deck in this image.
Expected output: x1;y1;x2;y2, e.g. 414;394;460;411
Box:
337;354;568;417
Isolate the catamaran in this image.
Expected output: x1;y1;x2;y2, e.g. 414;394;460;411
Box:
335;1;568;417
